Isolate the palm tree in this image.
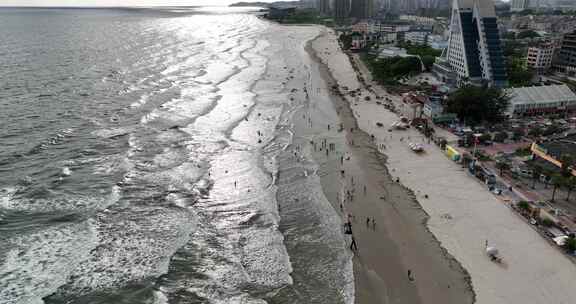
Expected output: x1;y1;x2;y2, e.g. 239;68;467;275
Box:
495;161;511;176
561;155;574;179
566;176;576;201
551;174;564;202
531;166;541;189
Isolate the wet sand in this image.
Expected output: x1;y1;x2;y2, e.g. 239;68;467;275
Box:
301;31;474;304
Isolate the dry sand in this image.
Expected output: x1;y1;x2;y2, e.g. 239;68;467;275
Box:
310;27;576;304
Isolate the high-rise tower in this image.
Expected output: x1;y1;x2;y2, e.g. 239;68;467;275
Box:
334;0;352;19
443;0;507;87
350;0;374;19
317;0;331;15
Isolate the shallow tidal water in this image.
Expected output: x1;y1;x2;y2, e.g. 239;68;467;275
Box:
0;7;352;304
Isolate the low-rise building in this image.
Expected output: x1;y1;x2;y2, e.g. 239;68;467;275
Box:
423;98;444;119
379;32;398;44
531;134;576;176
427;34;448;50
378;46;408;58
526;43;555;74
350;32;367;51
432;55;457;86
505;84;576;117
352;22;370;34
399;14;436;26
404;31;429;45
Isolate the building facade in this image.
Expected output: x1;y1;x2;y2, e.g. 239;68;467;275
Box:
334;0;352;19
505;84;576;117
511;0;529;11
350;0;374;19
439;0;507;87
556;30;576;75
405;31;430;45
317;0;331;15
526;43;554;73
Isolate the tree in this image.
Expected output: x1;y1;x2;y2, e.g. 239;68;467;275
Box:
512;129;525;141
495;161;511;176
517;200;531;212
531;165;542;189
493;131;509;143
560;155;574;179
504;31;516;40
446;86;511;125
366;55;421;84
339;33;352;50
528;127;542;137
421;55;436;71
516;30;541;39
565;237;576;253
565;176;576;201
551;174;564;202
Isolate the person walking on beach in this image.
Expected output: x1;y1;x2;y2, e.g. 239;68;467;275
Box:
350;236;358;251
366;217;370;227
408;270;414;281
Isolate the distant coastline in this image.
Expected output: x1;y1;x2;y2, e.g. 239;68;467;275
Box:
229;1;300;8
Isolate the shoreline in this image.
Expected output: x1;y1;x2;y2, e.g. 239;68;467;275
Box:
304;29;474;304
309;26;576;304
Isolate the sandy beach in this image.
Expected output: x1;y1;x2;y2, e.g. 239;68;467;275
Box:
309;27;576;304
301;32;474;304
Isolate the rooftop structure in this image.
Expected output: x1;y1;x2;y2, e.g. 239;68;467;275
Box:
378;46;409;58
505;84;576;117
531;134;576;176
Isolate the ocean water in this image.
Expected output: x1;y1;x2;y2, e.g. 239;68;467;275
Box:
0;7;352;304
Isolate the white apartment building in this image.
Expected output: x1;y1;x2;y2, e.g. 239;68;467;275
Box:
404;31;429;45
526;43;554;73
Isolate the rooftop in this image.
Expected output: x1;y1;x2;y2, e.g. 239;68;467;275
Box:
507;85;576;106
538;134;576;160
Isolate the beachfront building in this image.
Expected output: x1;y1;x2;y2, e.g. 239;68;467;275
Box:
433;0;508;88
526;42;555;74
505;84;576;117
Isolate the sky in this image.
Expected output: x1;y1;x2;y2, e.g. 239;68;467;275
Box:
0;0;281;7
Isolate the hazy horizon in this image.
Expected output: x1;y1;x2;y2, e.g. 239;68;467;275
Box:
0;0;284;7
